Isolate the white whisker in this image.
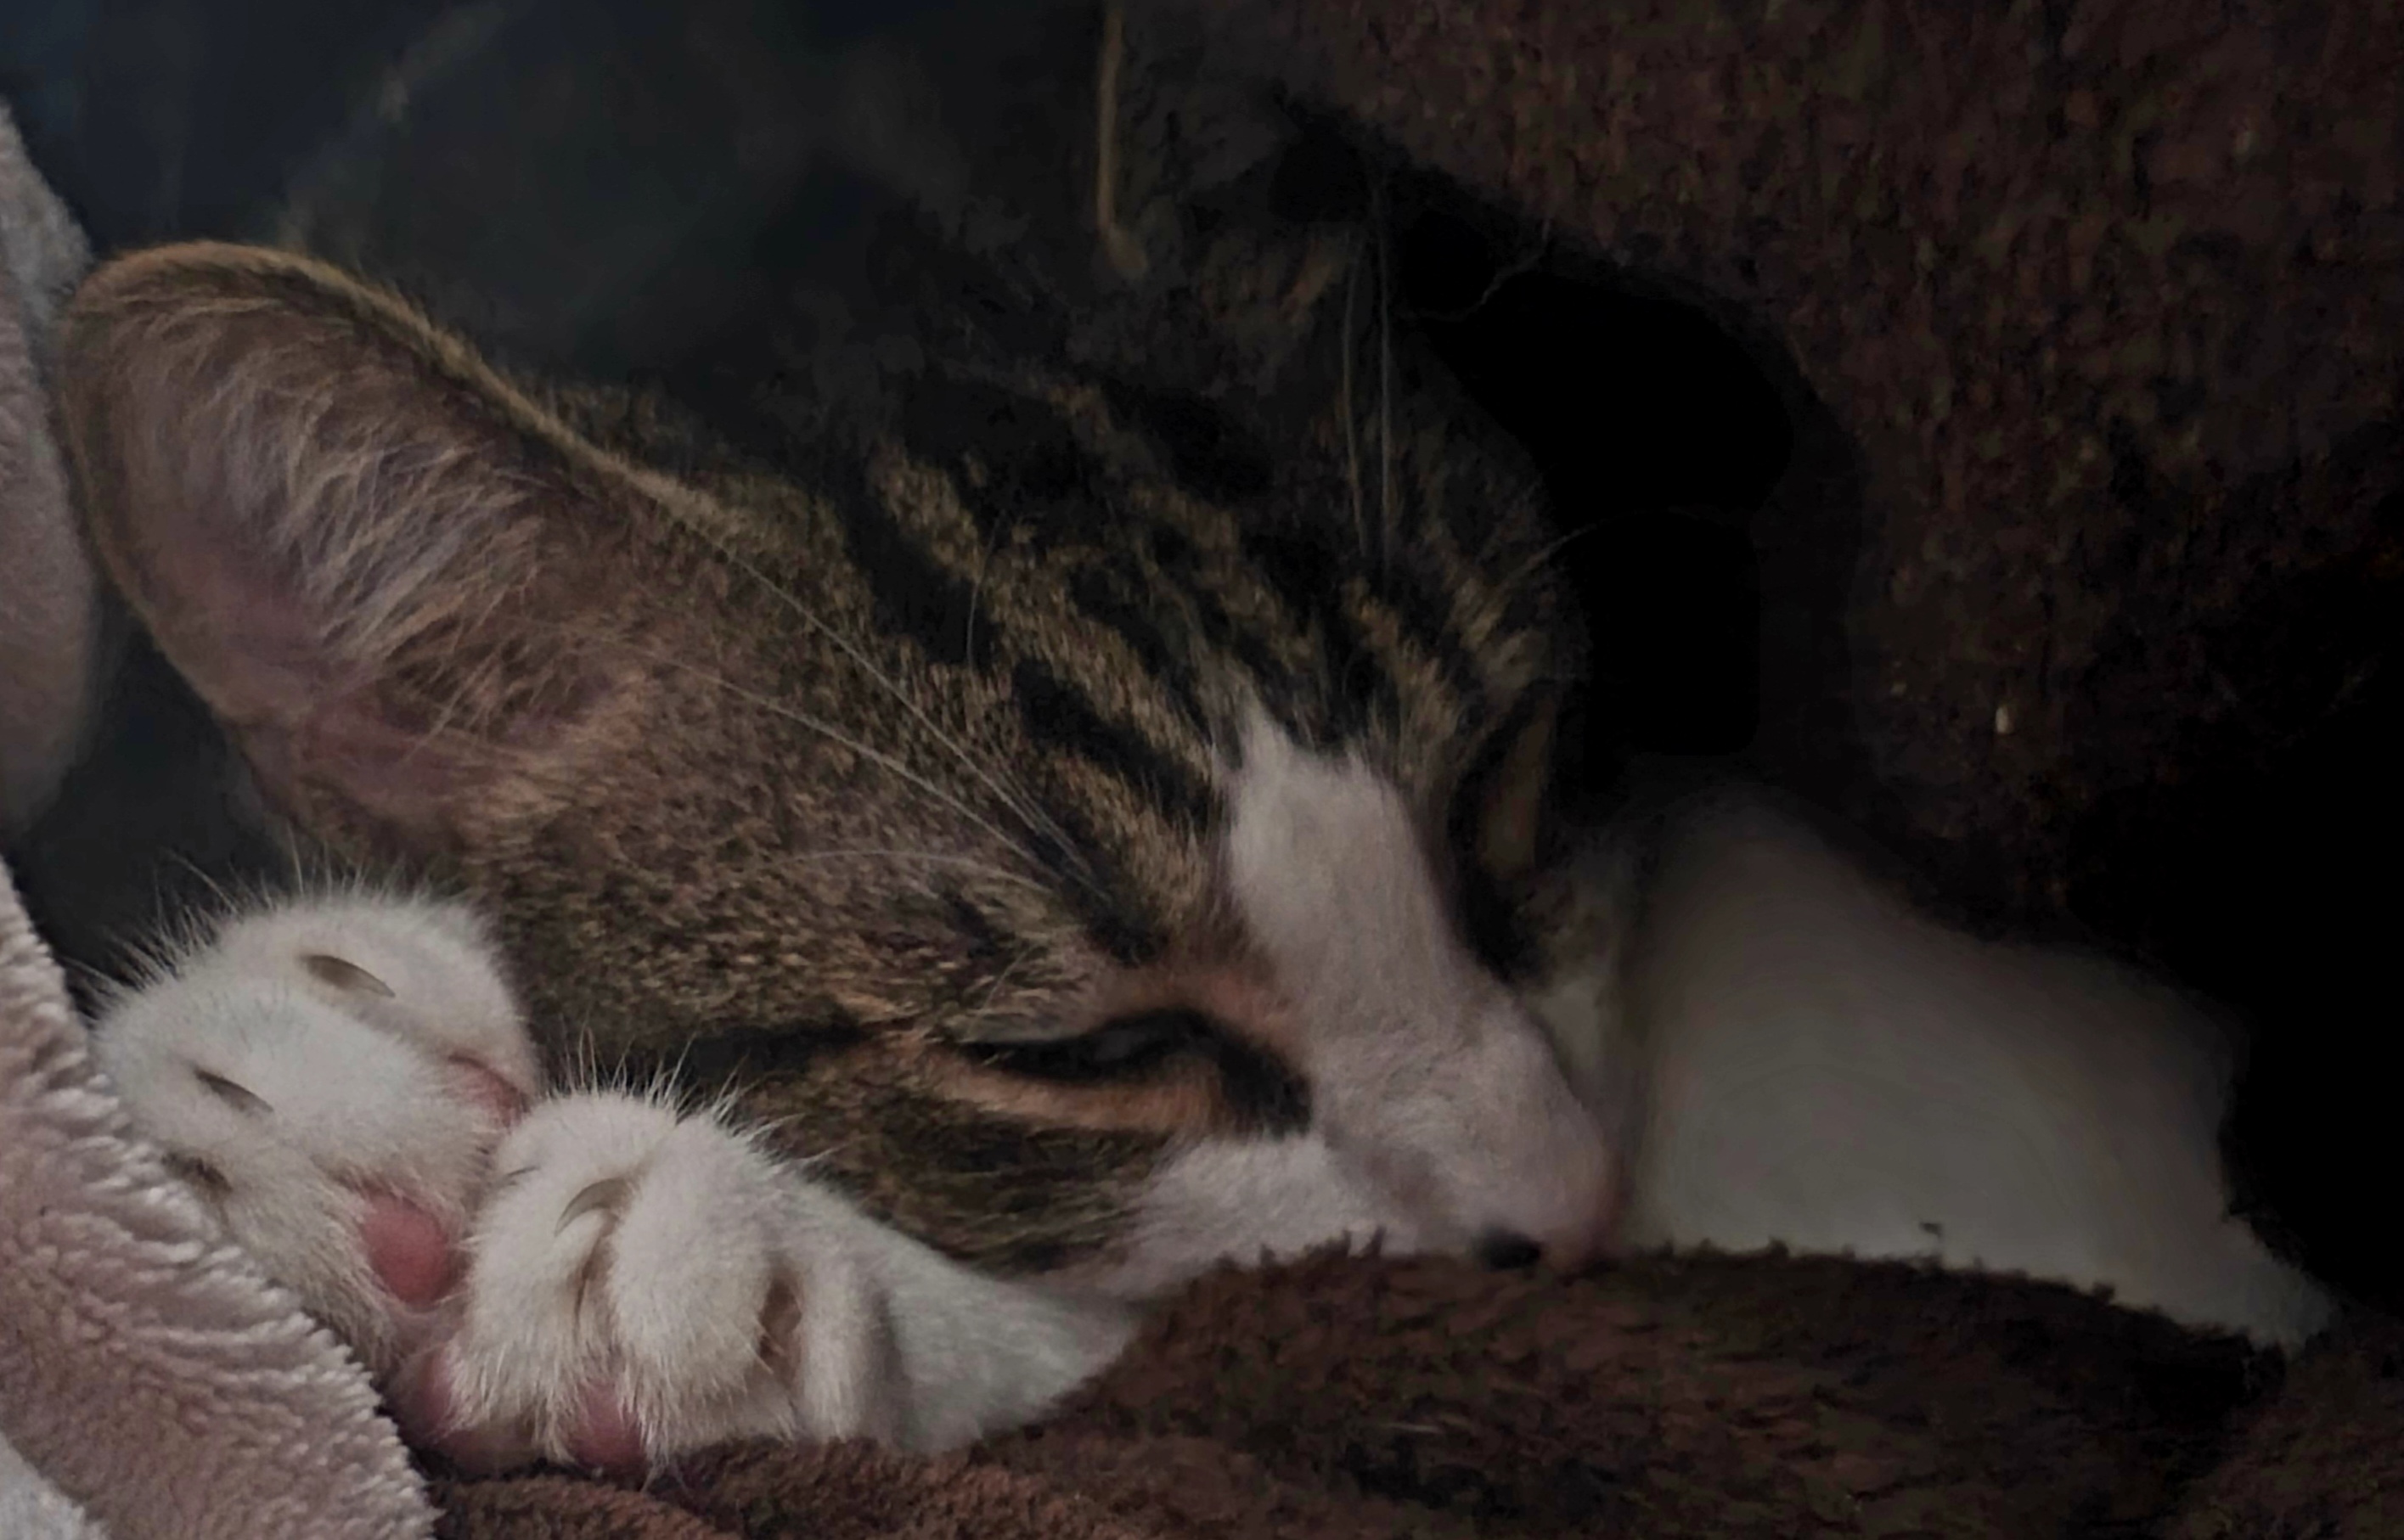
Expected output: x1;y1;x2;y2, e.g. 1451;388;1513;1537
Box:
1340;243;1365;560
647;509;1095;890
784;848;1053;894
1374;186;1396;575
624;638;1050;875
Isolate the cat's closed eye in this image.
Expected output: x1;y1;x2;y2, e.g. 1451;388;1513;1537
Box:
949;1007;1309;1135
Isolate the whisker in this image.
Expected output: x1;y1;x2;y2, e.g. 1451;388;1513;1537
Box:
1340;241;1365;560
161;848;236;912
657;1038;698;1110
651;511;1084;872
522;623;1051;877
686;677;1046;870
1374;182;1396;575
782;848;1054;894
975;941;1054;1014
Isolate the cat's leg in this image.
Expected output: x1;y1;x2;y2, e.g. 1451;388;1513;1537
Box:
89;894;541;1375
391;1091;1140;1472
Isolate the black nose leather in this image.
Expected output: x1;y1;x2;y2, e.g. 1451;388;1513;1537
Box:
1476;1231;1543;1271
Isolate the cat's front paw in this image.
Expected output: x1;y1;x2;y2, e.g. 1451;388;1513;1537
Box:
393;1093;902;1475
93;896;540;1373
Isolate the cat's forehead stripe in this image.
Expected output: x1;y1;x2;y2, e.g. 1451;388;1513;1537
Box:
825;454;997;672
1367;551;1492;717
1020;802;1163;968
1061;564;1210;738
1008;655;1214;835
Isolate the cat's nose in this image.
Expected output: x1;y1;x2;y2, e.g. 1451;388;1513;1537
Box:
1472;1171;1619;1273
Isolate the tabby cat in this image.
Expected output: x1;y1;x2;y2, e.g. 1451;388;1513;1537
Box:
54;193;1631;1473
28;0;2328;1479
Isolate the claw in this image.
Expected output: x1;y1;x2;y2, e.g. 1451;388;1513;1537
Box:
301;952;395;997
558;1175;633;1234
757;1272;803;1376
193;1066;272;1116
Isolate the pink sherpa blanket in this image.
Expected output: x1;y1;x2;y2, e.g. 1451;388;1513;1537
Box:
2;826;432;1537
0;855;436;1538
2;99;432;1540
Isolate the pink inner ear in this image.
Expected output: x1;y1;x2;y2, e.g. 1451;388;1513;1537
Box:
65;245;650;847
135;487;498;837
158;497;348;722
127;452;620;845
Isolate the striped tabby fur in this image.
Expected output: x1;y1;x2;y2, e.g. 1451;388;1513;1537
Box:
56;115;1596;1279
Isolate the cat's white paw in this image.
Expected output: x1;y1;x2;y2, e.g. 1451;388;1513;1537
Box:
92;895;539;1372
392;1093;904;1475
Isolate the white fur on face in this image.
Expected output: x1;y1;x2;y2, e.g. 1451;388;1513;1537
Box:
1098;713;1619;1295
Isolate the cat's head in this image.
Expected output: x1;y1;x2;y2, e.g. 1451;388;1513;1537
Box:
58;240;1619;1290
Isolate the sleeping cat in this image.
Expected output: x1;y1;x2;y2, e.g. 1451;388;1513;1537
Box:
22;7;2327;1477
49;227;2328;1453
54;233;1626;1471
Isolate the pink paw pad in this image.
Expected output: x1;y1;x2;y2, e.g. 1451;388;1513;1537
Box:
444;1054;531;1127
562;1381;648;1475
356;1054;526;1307
391;1345;529;1475
391;1345;647;1477
358;1190;459;1307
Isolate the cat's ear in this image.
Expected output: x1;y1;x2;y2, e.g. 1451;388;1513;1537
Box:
57;243;674;851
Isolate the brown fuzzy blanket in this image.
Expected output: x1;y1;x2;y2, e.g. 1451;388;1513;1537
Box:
432;1251;2402;1539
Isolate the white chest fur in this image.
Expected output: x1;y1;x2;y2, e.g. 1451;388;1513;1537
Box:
1534;790;2333;1348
